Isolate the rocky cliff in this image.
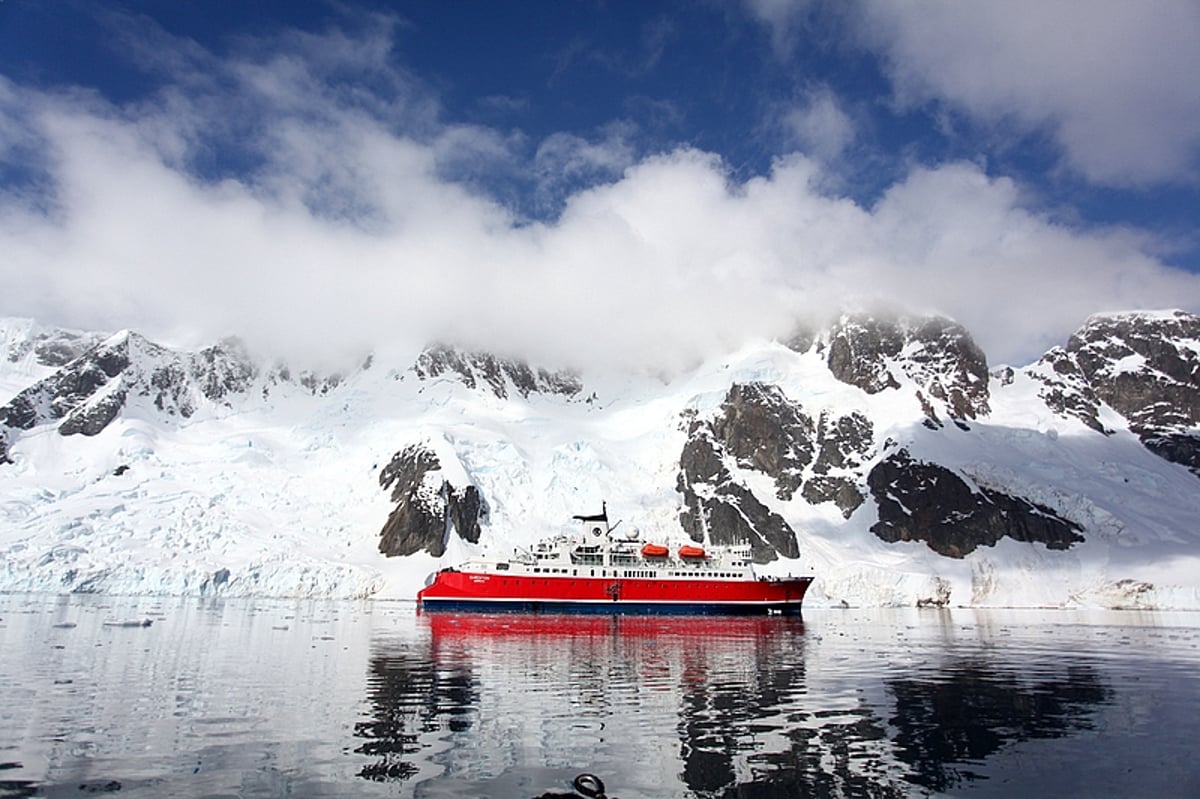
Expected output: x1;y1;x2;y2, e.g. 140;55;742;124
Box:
824;314;990;425
669;310;1200;566
377;442;486;557
1031;311;1200;472
867;448;1084;557
0;331;344;457
1;321;105;374
675;382;873;563
413;343;582;400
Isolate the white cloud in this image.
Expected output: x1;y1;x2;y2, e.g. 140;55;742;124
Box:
852;162;1199;360
1;19;1199;376
857;0;1200;187
742;0;1200;187
532;123;638;212
782;87;855;163
742;0;820;55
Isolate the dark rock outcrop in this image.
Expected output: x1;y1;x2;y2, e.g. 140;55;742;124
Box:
675;382;875;560
692;383;871;521
1033;311;1200;472
261;363;342;397
826;314;990;422
3;325;105;368
1072;312;1200;470
0;329;343;462
378;443;486;557
1029;347;1109;434
801;409;873;516
0;330;220;439
2;333;134;434
867;450;1083;557
413;344;581;399
58;390;128;436
677;419;799;563
193;338;258;401
712;383;814;501
827;316;905;394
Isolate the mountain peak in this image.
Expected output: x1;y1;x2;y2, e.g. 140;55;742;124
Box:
824;312;990;424
412;343;582;400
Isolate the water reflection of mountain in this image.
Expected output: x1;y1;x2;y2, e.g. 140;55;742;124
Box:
887;660;1112;793
353;640;478;782
351;614;1116;797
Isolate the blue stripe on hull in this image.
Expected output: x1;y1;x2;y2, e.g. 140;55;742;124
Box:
418;598;804;616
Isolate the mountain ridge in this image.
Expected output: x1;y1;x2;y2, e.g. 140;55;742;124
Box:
1;310;1198;608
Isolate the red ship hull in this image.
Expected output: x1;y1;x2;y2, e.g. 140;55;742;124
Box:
417;569;813;615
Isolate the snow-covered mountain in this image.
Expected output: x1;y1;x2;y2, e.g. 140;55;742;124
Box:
0;319;106;406
2;310;1199;609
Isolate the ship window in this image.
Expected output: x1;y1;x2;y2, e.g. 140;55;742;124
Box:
496;563;509;571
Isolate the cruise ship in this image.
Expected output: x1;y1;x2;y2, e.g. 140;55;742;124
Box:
417;505;813;614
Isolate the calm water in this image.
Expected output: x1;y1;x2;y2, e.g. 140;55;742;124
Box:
1;596;1198;798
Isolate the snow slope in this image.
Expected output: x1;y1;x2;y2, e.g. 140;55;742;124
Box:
2;318;1199;609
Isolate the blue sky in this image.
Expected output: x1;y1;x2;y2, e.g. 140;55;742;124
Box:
1;0;1198;370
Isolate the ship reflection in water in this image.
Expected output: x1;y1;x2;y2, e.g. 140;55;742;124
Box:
351;611;1194;797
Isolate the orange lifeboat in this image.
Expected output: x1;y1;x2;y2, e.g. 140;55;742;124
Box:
678;545;707;559
641;543;669;558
